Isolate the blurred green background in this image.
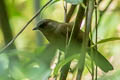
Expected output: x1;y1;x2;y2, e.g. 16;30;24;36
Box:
0;0;120;80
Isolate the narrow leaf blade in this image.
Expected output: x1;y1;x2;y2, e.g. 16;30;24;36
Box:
53;54;80;75
93;37;120;46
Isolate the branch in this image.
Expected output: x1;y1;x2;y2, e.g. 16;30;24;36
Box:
95;1;98;80
66;5;77;23
0;0;52;53
63;1;67;22
68;2;86;46
72;4;85;38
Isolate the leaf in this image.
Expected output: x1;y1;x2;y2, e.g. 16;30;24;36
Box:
93;37;120;46
88;48;113;72
65;0;83;5
53;54;80;75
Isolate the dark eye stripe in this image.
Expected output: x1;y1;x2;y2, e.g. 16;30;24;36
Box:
37;19;50;29
37;22;47;29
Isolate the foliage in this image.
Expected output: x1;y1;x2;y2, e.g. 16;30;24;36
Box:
0;0;120;80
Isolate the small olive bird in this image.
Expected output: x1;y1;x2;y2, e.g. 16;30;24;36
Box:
33;19;84;79
33;19;84;56
32;19;113;74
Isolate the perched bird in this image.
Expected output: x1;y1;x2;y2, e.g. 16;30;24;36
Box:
33;19;113;73
33;19;84;56
33;19;84;79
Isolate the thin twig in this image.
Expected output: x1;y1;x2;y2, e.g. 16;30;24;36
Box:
63;1;69;47
67;4;85;47
63;1;67;22
0;0;52;53
90;3;94;79
59;2;69;80
90;28;94;80
95;1;98;80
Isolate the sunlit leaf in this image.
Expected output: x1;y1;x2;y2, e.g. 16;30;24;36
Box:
97;37;120;44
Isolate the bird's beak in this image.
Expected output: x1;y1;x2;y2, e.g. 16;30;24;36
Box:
32;26;39;30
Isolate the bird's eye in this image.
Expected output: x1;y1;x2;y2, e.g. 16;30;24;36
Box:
40;23;46;28
37;19;50;29
37;22;47;29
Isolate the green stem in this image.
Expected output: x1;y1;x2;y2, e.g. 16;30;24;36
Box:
0;0;16;50
95;1;98;80
77;0;94;79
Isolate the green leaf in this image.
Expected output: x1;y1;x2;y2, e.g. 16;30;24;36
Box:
53;54;80;75
93;37;120;46
88;48;113;72
65;0;83;5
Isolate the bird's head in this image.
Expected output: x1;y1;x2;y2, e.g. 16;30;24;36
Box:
33;19;59;33
32;19;63;43
33;19;84;50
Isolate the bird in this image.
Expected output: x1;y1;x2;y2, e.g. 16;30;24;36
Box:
32;19;113;73
33;19;84;80
33;19;84;56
